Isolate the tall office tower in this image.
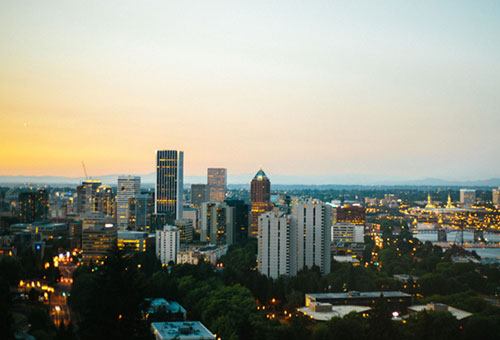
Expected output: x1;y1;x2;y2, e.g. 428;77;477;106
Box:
334;205;366;226
460;189;476;207
191;184;208;208
76;180;102;213
200;201;235;245
207;168;227;202
492;188;500;207
155;150;184;221
225;199;249;243
128;192;154;231
258;211;296;279
95;185;115;216
249;169;271;238
18;189;49;223
292;199;332;275
116;176;141;229
156;225;180;265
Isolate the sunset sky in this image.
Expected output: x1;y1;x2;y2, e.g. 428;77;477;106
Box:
1;1;499;180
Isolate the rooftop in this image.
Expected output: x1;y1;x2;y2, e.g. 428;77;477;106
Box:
299;305;371;321
151;322;215;340
253;169;268;181
408;304;472;320
307;291;411;300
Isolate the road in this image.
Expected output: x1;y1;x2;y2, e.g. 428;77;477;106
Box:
49;261;76;328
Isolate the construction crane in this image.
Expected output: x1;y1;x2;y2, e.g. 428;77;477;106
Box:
81;161;89;180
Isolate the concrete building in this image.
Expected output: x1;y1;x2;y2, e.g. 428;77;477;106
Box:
332;222;364;244
305;291;412;312
207;168;227;202
145;298;187;321
156;226;180;265
174;219;194;243
82;222;117;264
18;189;49;223
182;208;198;231
460;189;476;207
334;205;366;226
493;188;500;207
151;322;215;340
76;180;102;214
190;184;208;208
128;192;154;231
95;185;115;216
177;245;228;265
117;230;153;253
299;303;371;321
249;169;271;238
408;302;472;320
292;199;332;275
116;176;141;229
200;202;235;245
257;211;296;279
155;150;184;222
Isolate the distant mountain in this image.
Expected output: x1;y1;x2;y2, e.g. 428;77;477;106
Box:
0;173;499;187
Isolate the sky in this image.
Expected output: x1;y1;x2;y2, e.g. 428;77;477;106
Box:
1;1;499;180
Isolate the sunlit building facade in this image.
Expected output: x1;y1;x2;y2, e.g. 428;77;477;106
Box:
155;150;184;221
207;168;227;202
460;189;476;207
249;169;271;238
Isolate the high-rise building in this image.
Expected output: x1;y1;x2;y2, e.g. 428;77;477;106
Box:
225;199;249;243
200;202;235;245
76;180;101;214
292;199;331;275
155;150;184;221
258;211;296;279
460;189;476;207
128;192;154;231
191;184;208;208
156;225;180;265
207;168;227;202
492;188;500;207
95;184;115;216
249;169;271;238
116;176;141;229
174;219;194;243
18;189;49;223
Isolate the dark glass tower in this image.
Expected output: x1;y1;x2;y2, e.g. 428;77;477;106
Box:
155;150;184;221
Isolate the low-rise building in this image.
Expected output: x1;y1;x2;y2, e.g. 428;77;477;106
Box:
145;298;187;321
299;302;371;321
408;302;472;320
151;322;215;340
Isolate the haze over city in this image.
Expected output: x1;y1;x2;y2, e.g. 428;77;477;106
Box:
1;1;500;180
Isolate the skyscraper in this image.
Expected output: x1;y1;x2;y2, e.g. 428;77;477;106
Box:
95;184;115;216
291;199;331;275
258;211;296;279
207;168;227;202
155;150;184;221
200;201;235;245
191;184;208;208
492;188;499;207
460;189;476;207
249;169;271;238
76;180;101;214
116;176;141;229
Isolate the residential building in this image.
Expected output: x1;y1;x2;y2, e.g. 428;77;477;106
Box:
207;168;227;202
200;202;235;245
156;225;180;265
155;150;184;221
332;222;365;244
249;169;271;238
116;176;141;229
174;219;194;243
257;211;296;279
292;199;332;274
493;188;500;207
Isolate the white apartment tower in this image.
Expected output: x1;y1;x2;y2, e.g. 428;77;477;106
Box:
257;211;296;279
116;176;141;229
291;199;332;275
156;225;180;265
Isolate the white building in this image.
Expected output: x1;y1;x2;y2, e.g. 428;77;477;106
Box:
151;322;215;340
116;176;141;229
332;222;364;244
156;226;180;265
292;199;332;275
258;211;296;279
460;189;476;207
492;188;500;207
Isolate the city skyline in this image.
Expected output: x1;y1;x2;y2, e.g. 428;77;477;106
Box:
1;1;500;180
